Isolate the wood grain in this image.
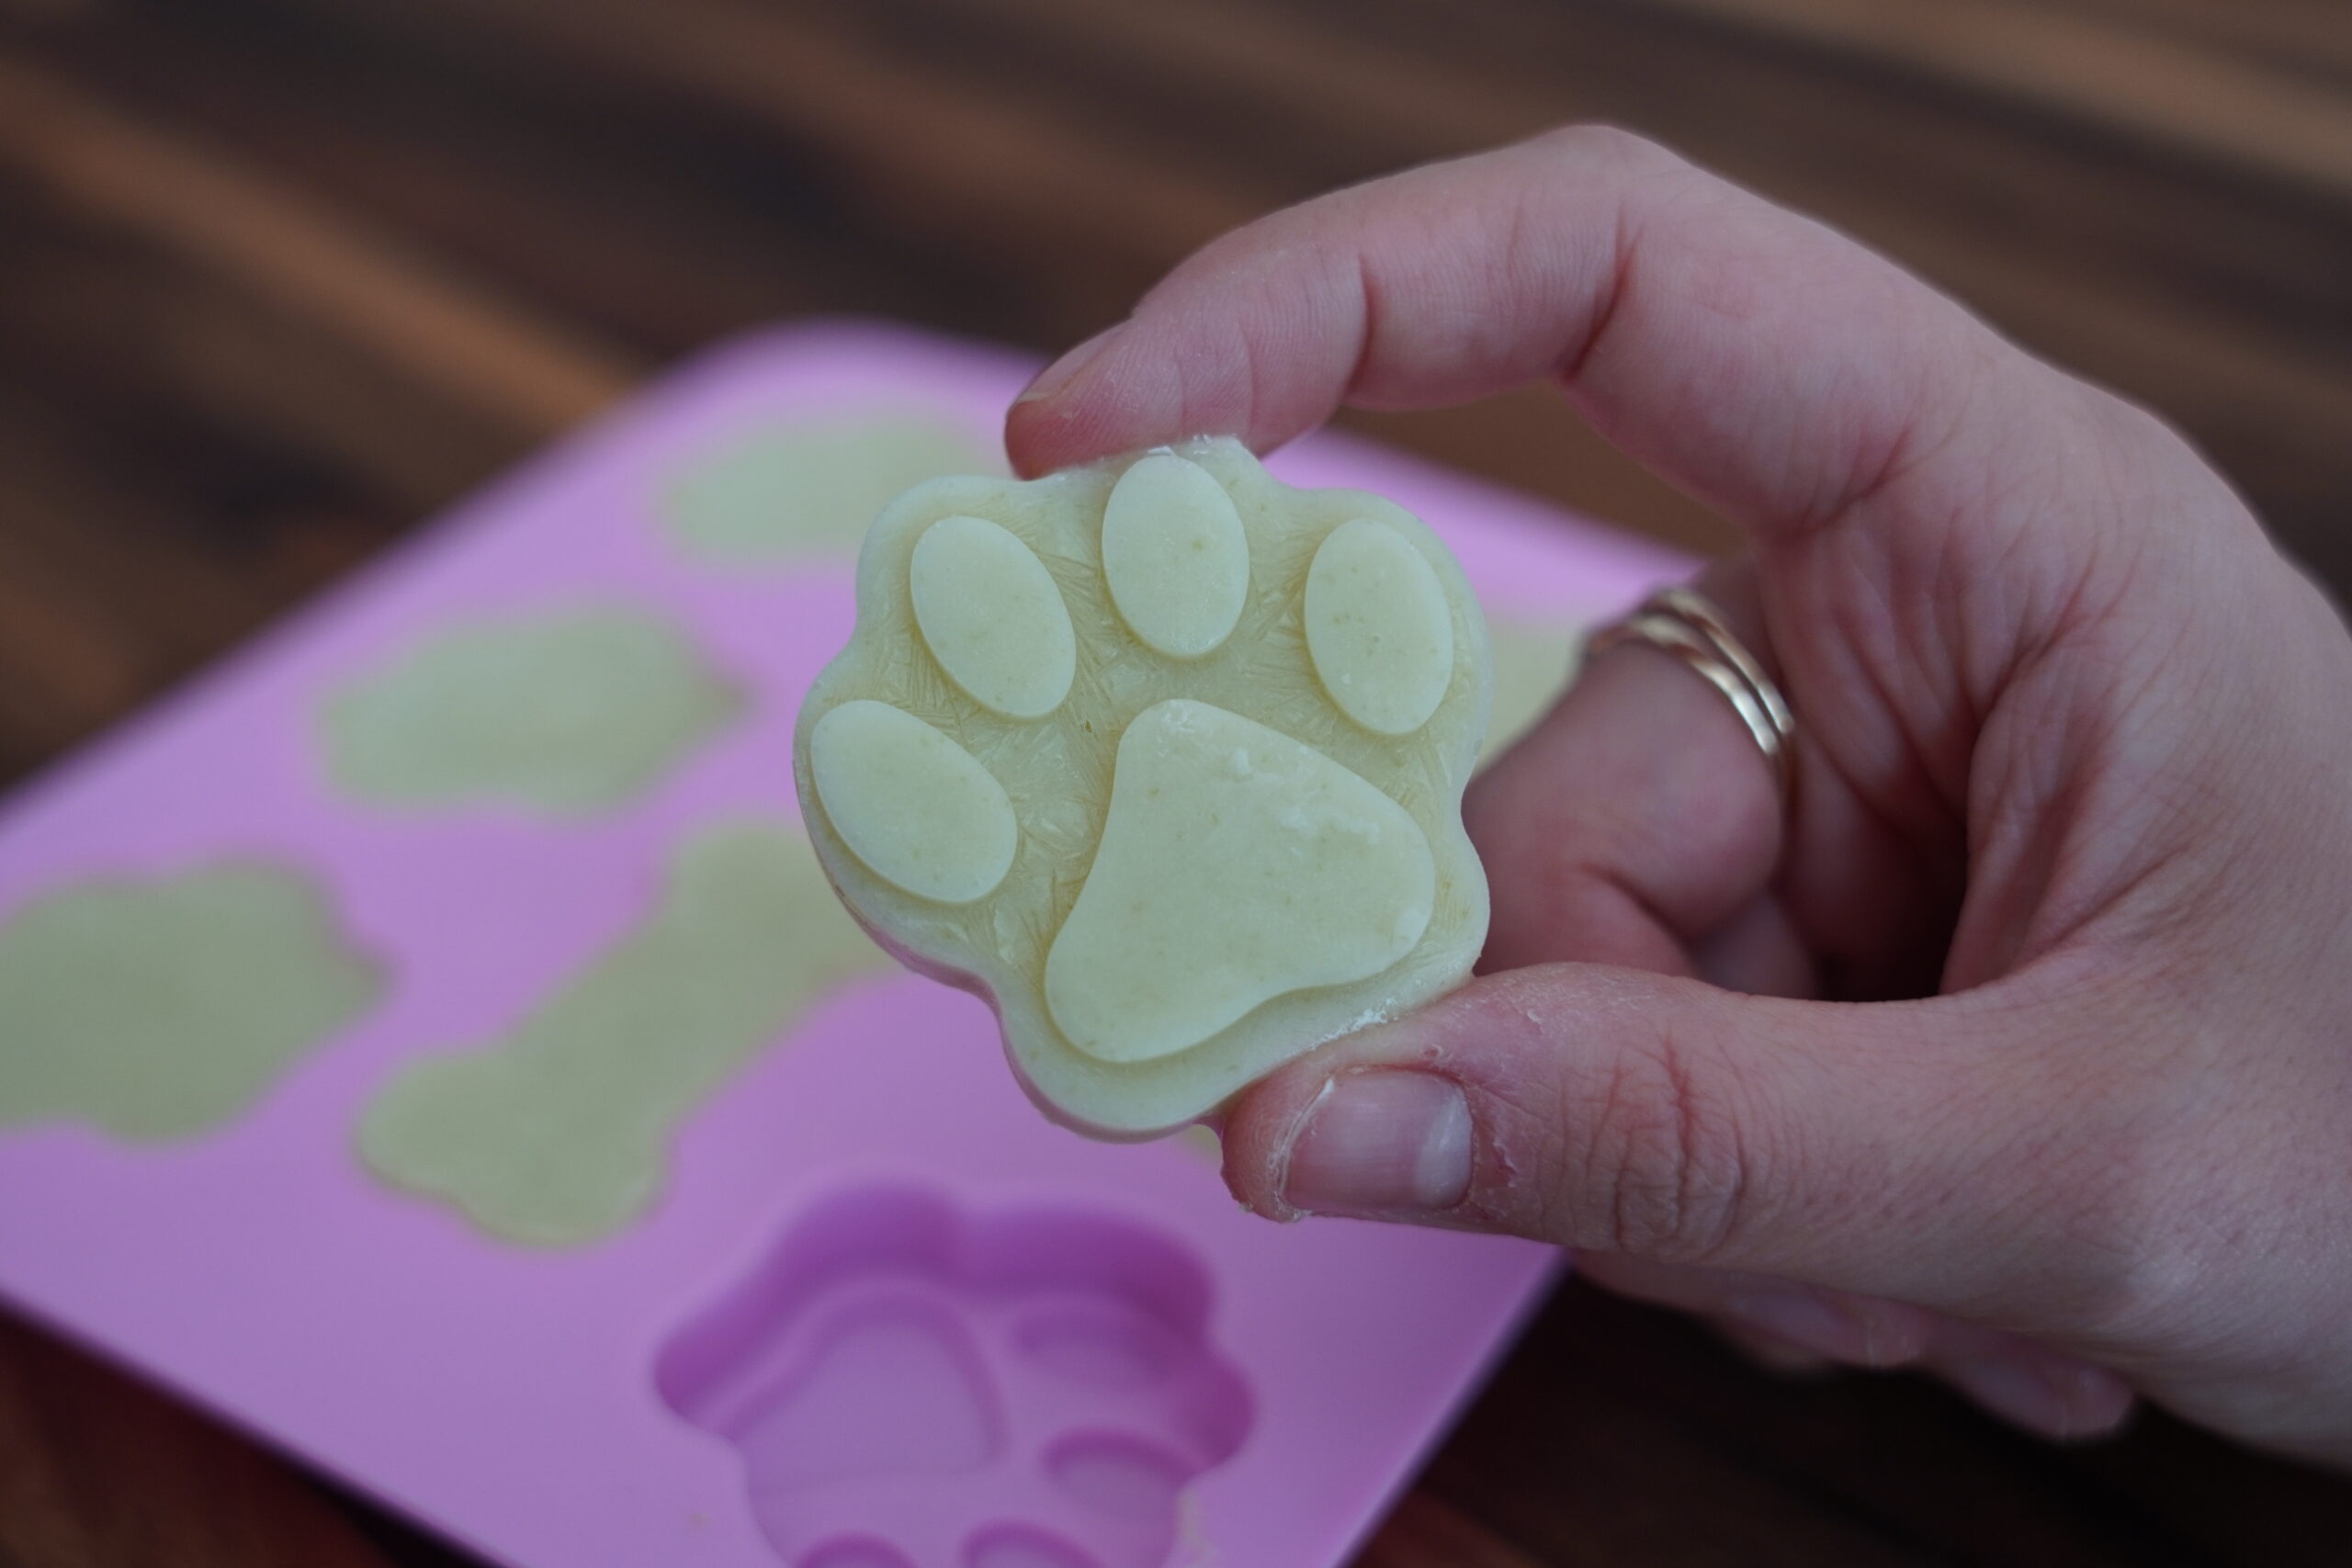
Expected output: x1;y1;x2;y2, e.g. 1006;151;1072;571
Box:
0;1;2347;1563
1354;1491;1552;1568
1637;0;2352;197
0;1312;394;1568
0;49;636;434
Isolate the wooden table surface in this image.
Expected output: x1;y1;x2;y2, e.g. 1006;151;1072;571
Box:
3;0;2351;1562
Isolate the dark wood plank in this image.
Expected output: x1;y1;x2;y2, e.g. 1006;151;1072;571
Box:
1355;1491;1552;1568
157;0;2352;581
23;0;2352;581
1625;0;2352;197
0;1311;396;1568
0;1;2347;1565
0;47;636;436
298;0;1261;318
2051;0;2352;85
1255;0;2352;582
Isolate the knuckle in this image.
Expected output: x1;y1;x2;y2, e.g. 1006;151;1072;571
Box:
1982;1024;2216;1344
1555;1028;1759;1264
2034;1110;2219;1344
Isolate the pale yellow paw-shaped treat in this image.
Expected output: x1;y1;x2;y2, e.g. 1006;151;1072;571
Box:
794;437;1492;1136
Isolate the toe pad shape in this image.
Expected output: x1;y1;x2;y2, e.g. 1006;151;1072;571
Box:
1101;453;1250;660
809;701;1019;905
1306;518;1455;737
911;515;1076;719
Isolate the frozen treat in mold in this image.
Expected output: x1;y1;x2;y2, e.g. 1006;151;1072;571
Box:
793;437;1492;1136
324;605;742;815
359;821;888;1246
0;863;382;1141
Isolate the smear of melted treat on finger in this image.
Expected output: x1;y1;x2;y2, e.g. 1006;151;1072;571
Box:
1045;700;1435;1065
1101;453;1250;659
358;823;887;1246
0;866;382;1141
1306;518;1456;737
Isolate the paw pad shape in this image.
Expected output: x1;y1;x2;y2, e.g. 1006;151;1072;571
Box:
657;1187;1253;1568
796;438;1492;1134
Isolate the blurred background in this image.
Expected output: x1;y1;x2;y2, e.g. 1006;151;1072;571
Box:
0;0;2347;1563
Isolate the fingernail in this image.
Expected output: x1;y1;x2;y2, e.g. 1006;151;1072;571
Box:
1282;1071;1474;1216
1723;1291;1928;1367
1012;323;1123;406
1945;1358;2075;1436
1723;1291;1870;1363
1719;1323;1837;1377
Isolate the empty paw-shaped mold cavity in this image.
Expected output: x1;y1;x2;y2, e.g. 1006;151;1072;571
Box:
323;606;741;814
0;865;382;1141
358;823;887;1246
657;1186;1252;1568
661;412;1000;567
964;1526;1099;1568
795;437;1492;1134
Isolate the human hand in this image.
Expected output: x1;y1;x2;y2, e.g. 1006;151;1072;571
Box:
1004;127;2352;1462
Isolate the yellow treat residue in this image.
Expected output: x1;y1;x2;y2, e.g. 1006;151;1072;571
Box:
794;438;1494;1136
0;864;381;1141
357;822;887;1246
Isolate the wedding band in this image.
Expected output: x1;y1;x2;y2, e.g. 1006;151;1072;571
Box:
1585;587;1796;807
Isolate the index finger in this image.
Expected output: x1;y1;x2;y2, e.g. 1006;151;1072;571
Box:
1004;126;2087;1003
1005;124;2061;547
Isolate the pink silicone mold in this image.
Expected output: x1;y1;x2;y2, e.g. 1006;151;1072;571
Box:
660;1187;1251;1568
0;321;1684;1568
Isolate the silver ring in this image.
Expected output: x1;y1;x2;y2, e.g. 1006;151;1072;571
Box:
1586;587;1796;808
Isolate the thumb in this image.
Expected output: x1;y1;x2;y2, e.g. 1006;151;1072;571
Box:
1220;961;2117;1320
